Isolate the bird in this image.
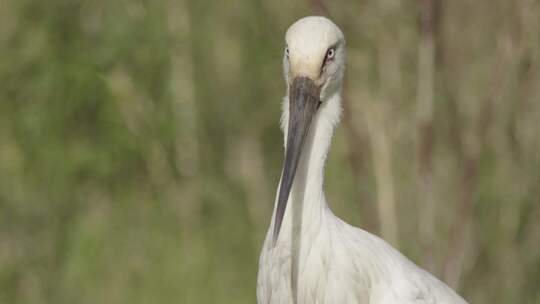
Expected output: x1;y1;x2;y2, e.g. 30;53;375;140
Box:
257;16;468;304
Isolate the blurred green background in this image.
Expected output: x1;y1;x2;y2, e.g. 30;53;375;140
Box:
1;0;539;303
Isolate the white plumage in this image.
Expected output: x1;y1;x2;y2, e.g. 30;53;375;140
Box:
257;16;468;304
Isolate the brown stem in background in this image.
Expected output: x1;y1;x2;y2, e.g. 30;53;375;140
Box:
310;0;330;15
440;53;479;292
416;0;437;273
435;0;478;289
439;88;478;289
443;156;477;288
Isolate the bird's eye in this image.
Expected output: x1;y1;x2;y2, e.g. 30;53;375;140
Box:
285;47;289;58
325;47;335;61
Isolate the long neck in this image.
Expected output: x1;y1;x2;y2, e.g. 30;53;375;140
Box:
273;92;342;241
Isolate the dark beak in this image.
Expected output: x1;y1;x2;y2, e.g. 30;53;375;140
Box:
273;76;321;244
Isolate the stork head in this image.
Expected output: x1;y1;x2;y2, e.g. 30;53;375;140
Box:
273;16;345;243
284;16;346;99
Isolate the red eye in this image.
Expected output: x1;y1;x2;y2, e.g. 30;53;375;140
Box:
325;47;335;60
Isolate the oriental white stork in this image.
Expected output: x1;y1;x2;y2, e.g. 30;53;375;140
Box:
257;16;468;304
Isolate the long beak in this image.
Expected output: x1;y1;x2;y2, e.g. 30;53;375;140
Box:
273;76;321;244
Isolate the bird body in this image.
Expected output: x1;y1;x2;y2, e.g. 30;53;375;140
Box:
257;16;467;304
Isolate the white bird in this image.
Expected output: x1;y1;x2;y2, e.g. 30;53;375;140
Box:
257;16;468;304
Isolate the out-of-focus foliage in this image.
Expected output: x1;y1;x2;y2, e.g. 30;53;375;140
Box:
0;0;539;303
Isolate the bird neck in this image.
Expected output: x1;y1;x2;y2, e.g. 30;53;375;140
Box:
277;91;342;239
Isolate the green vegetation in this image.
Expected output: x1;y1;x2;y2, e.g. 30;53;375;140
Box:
0;0;539;303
